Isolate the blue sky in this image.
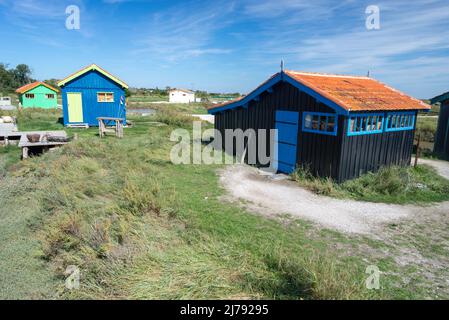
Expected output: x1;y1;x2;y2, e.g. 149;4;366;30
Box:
0;0;448;98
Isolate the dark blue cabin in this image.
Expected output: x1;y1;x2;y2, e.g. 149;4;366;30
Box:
58;64;128;127
208;70;431;182
431;92;449;159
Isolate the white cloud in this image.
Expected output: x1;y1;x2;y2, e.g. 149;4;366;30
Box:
133;1;236;62
237;0;449;97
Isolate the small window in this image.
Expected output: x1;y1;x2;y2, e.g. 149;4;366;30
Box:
385;112;415;132
25;93;35;99
304;114;312;129
311;115;319;130
46;94;55;99
302;112;337;136
97;92;114;103
327;117;336;132
347;113;384;136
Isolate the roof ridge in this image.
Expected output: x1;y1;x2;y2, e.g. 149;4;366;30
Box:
58;64;128;88
209;70;431;113
16;81;59;94
285;70;370;79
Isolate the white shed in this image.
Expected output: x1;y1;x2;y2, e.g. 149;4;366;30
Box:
169;89;195;103
0;97;12;107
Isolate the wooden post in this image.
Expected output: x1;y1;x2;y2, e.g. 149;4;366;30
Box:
98;119;104;138
118;120;123;138
414;133;421;168
22;147;28;159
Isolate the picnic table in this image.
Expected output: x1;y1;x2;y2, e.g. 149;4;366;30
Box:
0;117;19;145
19;131;68;159
97;117;124;138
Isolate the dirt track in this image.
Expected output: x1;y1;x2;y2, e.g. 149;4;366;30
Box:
219;159;449;236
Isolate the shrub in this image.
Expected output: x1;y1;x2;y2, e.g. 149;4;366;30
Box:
292;164;449;204
153;111;195;127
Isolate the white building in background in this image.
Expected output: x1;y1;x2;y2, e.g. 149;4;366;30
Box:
0;97;12;107
169;89;195;103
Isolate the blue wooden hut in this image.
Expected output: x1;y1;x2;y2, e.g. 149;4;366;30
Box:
58;64;128;127
208;70;431;182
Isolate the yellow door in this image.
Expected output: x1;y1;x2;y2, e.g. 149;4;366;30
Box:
67;93;83;123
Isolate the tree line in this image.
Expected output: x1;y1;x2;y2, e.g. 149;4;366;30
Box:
0;63;34;93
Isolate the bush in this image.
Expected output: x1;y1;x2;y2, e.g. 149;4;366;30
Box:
153;111;195;127
245;247;370;300
292;165;449;204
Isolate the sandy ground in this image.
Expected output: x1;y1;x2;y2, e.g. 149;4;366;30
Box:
413;157;449;180
192;114;214;124
219;159;449;236
219;159;449;297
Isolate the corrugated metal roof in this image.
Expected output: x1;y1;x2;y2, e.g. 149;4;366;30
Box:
208;70;431;112
285;70;430;112
16;81;59;94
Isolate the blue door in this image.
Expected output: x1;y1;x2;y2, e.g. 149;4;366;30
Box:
274;110;299;174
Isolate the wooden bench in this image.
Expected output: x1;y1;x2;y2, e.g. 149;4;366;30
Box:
18;131;68;159
97;117;125;139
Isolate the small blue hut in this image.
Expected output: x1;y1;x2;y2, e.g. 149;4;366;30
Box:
58;64;128;127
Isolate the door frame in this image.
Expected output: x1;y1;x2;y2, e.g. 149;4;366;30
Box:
67;92;83;123
274;110;299;174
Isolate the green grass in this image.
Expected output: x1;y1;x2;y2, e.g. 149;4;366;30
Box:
0;109;377;300
128;101;208;115
128;95;168;103
416;115;438;144
291;164;449;204
1;108;448;300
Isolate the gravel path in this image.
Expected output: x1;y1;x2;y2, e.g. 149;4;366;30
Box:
220;159;449;236
414;157;449;179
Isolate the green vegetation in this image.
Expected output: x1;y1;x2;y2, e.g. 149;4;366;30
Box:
1;108;448;300
128;95;168;103
127;98;209;114
0;109;376;300
0;63;33;93
291;164;449;204
149;102;209;114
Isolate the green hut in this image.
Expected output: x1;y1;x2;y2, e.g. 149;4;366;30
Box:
16;81;59;108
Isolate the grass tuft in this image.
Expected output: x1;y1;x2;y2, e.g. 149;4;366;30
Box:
292;164;449;204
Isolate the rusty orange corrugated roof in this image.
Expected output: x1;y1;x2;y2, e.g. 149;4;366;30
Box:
284;70;430;112
16;81;59;94
208;70;431;112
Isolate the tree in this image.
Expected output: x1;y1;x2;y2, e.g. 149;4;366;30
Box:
44;79;61;91
13;64;32;87
0;63;34;93
0;64;15;92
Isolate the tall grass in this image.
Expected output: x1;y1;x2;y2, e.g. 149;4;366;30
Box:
292;164;449;204
0;109;380;300
152;111;195;127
